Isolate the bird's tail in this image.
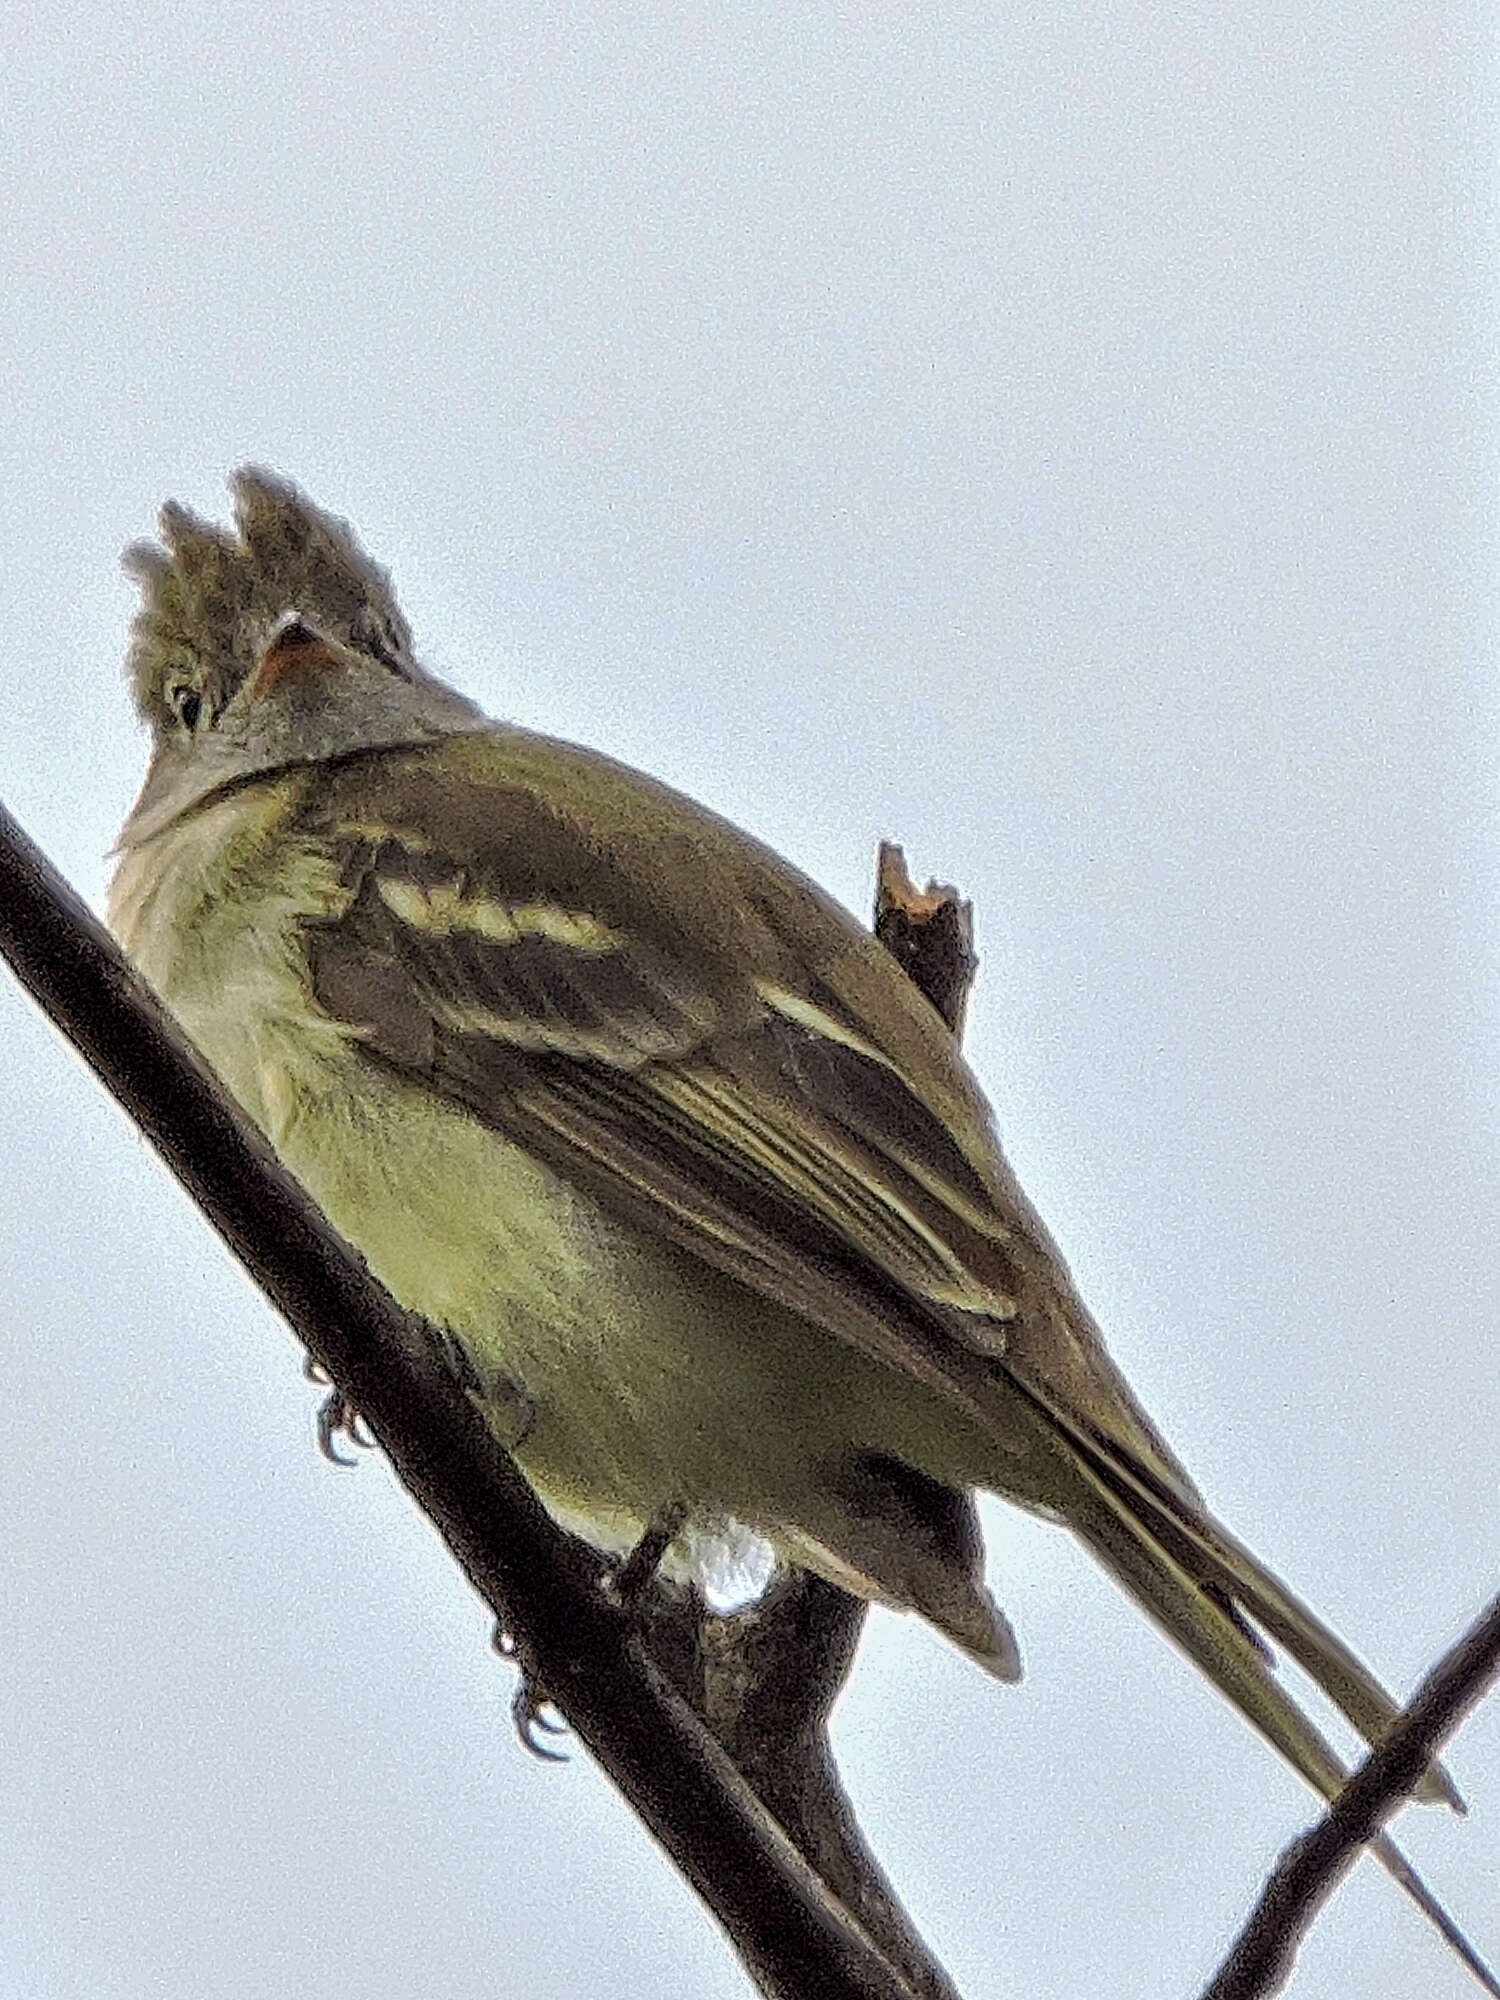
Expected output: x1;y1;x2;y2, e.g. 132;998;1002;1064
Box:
1010;1379;1497;1992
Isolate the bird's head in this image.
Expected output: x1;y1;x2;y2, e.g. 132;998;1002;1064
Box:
118;468;484;846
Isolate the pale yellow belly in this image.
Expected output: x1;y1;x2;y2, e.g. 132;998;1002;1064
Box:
217;1026;981;1559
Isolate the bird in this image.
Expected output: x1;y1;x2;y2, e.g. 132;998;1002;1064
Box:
107;467;1490;1984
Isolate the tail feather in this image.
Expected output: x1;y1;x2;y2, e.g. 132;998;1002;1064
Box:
1008;1367;1461;1808
1372;1835;1500;1998
1067;1472;1353;1804
1048;1422;1496;1992
1169;1504;1464;1811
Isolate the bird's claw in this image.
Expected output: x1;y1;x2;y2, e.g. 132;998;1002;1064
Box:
493;1624;570;1760
315;1386;373;1465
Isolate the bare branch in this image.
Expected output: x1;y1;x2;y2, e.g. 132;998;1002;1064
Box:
1203;1590;1500;2000
873;843;977;1036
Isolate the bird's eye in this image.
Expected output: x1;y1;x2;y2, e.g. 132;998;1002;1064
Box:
356;610;407;674
165;678;205;734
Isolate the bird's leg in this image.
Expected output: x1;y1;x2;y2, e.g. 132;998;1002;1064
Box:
608;1502;690;1609
428;1328;537;1452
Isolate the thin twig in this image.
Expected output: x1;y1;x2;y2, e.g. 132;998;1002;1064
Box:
1203;1591;1500;2000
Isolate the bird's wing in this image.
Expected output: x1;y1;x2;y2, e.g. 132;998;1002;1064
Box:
296;730;1187;1474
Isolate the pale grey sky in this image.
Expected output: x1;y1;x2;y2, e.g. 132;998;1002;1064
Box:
0;6;1496;1998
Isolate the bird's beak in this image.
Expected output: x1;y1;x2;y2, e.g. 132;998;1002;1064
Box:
247;610;358;702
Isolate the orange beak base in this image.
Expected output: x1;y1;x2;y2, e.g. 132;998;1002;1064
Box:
249;614;352;700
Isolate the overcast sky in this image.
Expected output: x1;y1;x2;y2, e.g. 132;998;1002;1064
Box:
0;6;1497;1998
